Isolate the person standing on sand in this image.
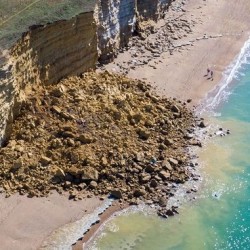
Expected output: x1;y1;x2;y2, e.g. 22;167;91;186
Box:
207;68;210;76
210;70;214;81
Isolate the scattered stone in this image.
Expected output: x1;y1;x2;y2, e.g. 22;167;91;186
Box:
0;72;199;210
134;189;146;197
89;181;98;188
199;121;206;128
40;156;51;166
110;190;123;199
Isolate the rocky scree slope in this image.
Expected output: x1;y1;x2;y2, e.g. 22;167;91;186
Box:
0;72;202;213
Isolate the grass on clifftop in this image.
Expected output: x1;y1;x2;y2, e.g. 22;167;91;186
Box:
0;0;95;50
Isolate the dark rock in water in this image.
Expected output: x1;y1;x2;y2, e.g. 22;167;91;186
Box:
158;197;167;207
165;209;175;216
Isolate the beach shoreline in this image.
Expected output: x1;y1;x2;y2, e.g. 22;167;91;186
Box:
1;0;250;249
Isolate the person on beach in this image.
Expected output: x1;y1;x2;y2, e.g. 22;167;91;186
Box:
207;68;210;76
210;70;214;81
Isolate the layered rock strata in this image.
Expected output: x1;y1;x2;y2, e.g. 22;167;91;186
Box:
0;12;97;145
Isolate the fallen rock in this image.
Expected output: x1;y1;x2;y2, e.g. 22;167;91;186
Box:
40;156;51;166
82;167;99;181
134;189;146;197
110;190;123;199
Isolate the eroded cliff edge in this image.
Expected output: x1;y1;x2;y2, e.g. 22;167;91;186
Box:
0;0;173;146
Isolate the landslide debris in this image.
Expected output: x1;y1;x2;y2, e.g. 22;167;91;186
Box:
0;71;200;206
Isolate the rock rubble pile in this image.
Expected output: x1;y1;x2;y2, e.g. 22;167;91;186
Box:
0;72;202;208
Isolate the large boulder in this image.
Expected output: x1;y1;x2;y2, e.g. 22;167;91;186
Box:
82;166;99;181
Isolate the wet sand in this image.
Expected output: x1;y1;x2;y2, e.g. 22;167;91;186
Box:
72;201;129;250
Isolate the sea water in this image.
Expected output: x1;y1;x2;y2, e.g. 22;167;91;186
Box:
87;38;250;250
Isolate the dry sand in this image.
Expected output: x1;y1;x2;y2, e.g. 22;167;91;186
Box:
0;192;102;250
105;0;250;106
1;0;250;249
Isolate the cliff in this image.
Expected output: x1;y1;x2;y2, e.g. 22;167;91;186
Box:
0;0;173;145
95;0;136;62
0;12;97;145
96;0;173;62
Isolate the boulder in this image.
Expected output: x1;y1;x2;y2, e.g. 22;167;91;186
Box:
137;128;150;140
111;190;123;199
162;159;173;171
11;159;23;172
159;170;170;180
54;168;65;179
164;138;173;146
135;152;144;162
40;156;51;166
168;158;178;166
145;164;155;173
141;175;151;183
150;179;158;188
51;105;61;114
171;105;180;113
89;181;98;188
78;134;94;144
134;189;146;197
82;167;99;181
158;197;167;207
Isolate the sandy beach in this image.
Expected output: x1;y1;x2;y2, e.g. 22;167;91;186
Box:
105;0;250;106
1;0;250;249
0;192;102;250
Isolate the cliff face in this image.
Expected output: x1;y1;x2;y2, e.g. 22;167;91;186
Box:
96;0;136;62
0;12;97;145
11;12;97;86
96;0;173;62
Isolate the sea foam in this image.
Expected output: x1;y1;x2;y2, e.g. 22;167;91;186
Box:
199;36;250;114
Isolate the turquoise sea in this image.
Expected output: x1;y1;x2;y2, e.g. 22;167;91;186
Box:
87;38;250;250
